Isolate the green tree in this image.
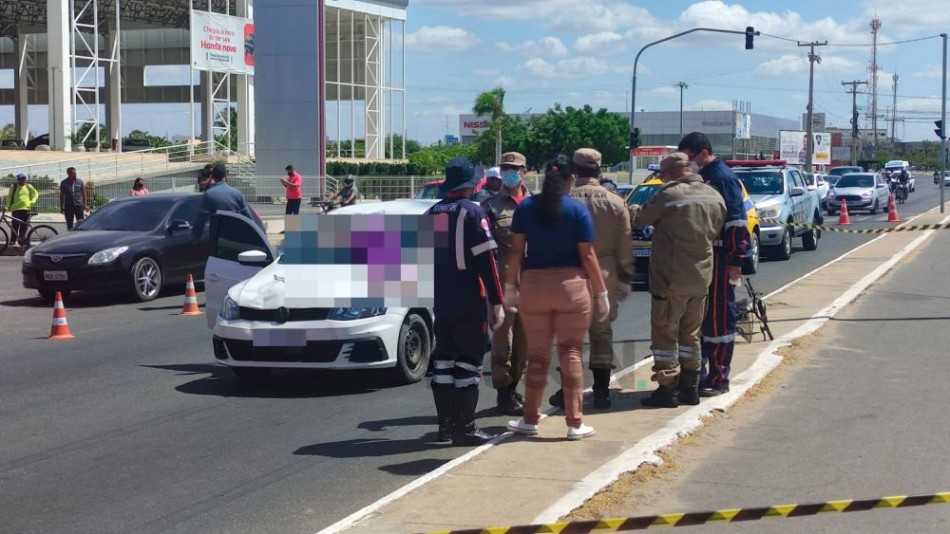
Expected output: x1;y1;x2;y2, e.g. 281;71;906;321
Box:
472;87;506;165
408;141;478;176
385;134;423;159
473;115;530;167
0;123;15;140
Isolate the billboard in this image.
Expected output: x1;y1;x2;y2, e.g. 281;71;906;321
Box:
191;10;255;75
735;112;751;140
778;130;830;165
779;130;807;165
812;132;831;165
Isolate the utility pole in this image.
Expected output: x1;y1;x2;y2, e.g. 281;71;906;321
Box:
676;81;688;138
799;40;827;172
870;18;882;151
842;80;867;167
940;33;947;213
891;73;898;143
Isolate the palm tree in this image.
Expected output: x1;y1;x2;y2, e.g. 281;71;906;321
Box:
473;87;506;164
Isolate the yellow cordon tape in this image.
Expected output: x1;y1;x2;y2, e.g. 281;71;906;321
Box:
421;492;950;534
762;219;950;235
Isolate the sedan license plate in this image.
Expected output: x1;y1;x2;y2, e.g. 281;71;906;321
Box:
43;270;68;281
634;248;651;258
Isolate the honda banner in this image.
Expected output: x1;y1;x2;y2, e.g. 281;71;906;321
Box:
191;10;255;75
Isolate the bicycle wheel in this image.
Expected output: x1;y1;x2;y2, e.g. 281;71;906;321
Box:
27;225;57;248
0;226;8;254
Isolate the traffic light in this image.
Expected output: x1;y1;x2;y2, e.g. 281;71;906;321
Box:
745;26;755;50
936;120;945;139
630;128;641;149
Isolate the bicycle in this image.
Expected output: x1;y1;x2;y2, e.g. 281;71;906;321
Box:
0;211;58;254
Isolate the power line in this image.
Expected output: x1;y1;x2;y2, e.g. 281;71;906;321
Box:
760;31;942;47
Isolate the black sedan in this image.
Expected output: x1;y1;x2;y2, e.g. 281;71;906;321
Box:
23;194;217;302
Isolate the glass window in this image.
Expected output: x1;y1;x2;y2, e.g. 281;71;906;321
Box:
211;214;273;262
77;197;175;232
737;171;784;195
169;197;201;223
789;170;805;189
628;184;662;206
836;175;875;188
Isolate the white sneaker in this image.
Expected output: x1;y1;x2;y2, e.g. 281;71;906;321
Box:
507;418;539;436
567;424;596;441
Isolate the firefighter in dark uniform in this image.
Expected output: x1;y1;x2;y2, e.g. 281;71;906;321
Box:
677;132;750;397
427;157;506;446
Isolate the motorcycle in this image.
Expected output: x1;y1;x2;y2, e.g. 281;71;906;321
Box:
889;178;908;204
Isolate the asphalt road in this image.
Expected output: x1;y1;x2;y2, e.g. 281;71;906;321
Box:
0;180;945;533
613;191;950;533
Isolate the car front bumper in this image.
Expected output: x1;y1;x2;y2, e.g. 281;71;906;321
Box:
22;260;131;294
826;197;873;210
758;222;789;246
212;312;405;369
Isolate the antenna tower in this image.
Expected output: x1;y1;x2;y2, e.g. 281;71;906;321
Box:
870;17;882;149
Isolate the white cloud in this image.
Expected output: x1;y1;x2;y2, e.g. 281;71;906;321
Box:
574;32;626;56
405;26;480;52
648;86;680;99
518;56;621;79
912;65;942;79
497;37;568;57
858;0;950;35
686;99;734;111
411;0;654;33
755;54;862;78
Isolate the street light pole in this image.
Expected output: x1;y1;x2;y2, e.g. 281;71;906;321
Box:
941;33;947;213
629;26;758;182
676;81;688;138
799;40;827;173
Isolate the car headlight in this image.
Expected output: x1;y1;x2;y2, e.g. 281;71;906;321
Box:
328;307;387;321
23;247;34;265
220;296;241;321
757;204;781;220
827;190;836;198
87;246;128;265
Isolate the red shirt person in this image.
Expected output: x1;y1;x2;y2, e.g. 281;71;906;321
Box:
280;165;303;215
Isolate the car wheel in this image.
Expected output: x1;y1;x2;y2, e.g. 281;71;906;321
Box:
770;226;792;261
742;231;760;275
393;313;431;385
231;367;272;381
131;256;163;302
870;199;879;215
802;228;818;251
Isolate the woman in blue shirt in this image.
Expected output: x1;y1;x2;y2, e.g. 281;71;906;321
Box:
503;155;609;441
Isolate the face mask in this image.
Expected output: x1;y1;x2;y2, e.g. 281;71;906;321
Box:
501;170;521;189
688;160;701;173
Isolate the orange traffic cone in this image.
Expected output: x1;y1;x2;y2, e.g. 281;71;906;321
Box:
838;198;851;225
887;194;901;222
49;291;74;340
180;274;202;316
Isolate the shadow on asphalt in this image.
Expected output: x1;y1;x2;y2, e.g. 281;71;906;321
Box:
377;458;451;476
358;415;436;432
143;363;392;399
1;291;190;309
293;425;508;460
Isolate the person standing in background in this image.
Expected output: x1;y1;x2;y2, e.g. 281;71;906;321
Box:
280;165;303;215
60;167;89;230
4;173;39;246
129;178;149;196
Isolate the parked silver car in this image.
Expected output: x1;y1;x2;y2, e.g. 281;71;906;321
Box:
825;172;890;215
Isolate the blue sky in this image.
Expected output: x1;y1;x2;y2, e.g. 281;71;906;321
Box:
1;0;947;148
404;0;950;144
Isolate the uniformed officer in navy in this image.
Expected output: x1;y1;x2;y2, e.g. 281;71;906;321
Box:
428;157;506;446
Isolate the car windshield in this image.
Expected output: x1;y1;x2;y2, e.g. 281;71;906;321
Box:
628;183;662;207
835;175;875;189
77;198;174;231
804;174;817;186
737;171;784;195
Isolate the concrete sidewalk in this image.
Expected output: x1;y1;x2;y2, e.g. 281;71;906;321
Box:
329;208;945;534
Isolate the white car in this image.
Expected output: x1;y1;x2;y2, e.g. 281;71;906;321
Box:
204;199;439;384
804;172;830;208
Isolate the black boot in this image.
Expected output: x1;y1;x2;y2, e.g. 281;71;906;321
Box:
548;389;564;409
592;369;612;410
640;383;679;408
452;386;494;446
678;370;700;406
431;383;453;442
495;386;524;416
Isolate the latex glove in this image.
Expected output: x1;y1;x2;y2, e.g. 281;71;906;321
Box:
490;304;506;331
726;265;743;286
595;291;610;322
504;283;520;312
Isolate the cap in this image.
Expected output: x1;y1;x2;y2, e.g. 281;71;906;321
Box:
498;152;526;168
659;152;691;173
486;166;502;179
572;148;602;171
441;157;480;192
16;173;27;180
